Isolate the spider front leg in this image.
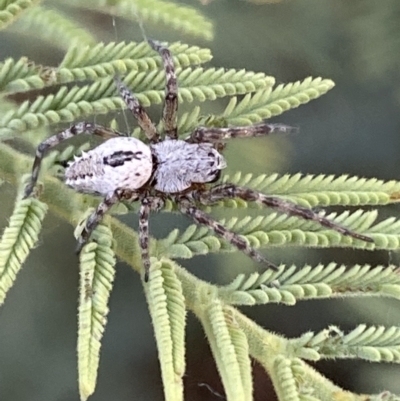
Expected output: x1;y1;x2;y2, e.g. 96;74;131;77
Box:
190;122;298;143
202;184;374;243
177;198;279;271
23;122;123;198
114;77;160;143
148;39;178;140
76;189;128;253
139;196;165;282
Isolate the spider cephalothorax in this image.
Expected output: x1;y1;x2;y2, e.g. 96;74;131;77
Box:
24;39;373;281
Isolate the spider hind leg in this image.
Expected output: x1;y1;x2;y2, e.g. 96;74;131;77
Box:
203;184;374;244
178;199;279;271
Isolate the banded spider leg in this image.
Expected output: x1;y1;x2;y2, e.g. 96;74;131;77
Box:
195;184;374;243
177;198;279;271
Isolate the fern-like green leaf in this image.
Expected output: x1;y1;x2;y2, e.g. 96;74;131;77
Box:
4;41;212;93
58;0;214;40
61;41;211;70
223;308;253;399
200;298;251;401
77;223;116;401
0;0;40;30
219;264;400;306
121;67;274;103
0;57;43;92
10;5;95;49
270;356;301;401
0;196;47;305
293;325;400;363
221;173;400;208
144;259;186;401
222;77;334;125
0;67;274;137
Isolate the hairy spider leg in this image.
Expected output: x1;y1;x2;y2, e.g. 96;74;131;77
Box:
23;122;124;198
148;39;178;140
177;199;279;271
77;189;166;281
139;196;165;282
139;201;151;282
202;184;374;243
76;190;123;253
190;123;298;142
114;77;160;143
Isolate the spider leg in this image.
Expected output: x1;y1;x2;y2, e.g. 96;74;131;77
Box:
177;199;279;271
139;196;165;282
139;201;151;282
114;77;160;143
190;123;298;143
76;189;124;254
202;184;374;243
148;39;178;140
23;122;124;198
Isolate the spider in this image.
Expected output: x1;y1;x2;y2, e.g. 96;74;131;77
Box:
23;39;374;282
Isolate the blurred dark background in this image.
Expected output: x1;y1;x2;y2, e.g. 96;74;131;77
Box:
1;1;400;400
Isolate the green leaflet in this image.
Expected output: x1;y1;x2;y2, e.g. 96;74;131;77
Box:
270;356;301;401
144;259;186;401
221;172;400;208
56;0;214;40
223;77;335;125
60;41;212;70
0;66;275;138
0;0;41;30
199;298;252;401
0;196;48;305
2;42;212;93
77;223;116;401
10;5;95;49
1;0;212;41
292;325;400;363
218;263;400;306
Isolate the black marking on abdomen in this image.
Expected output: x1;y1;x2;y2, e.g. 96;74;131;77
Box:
103;150;143;167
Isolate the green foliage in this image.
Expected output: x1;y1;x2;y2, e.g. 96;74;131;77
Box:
0;2;399;401
293;325;400;362
77;222;116;401
221;172;400;207
144;260;186;401
222;77;335;125
0;0;41;30
218;263;400;305
0;194;47;305
10;5;96;48
56;0;214;40
200;298;252;401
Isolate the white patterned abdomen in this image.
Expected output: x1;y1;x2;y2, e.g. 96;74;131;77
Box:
65;137;153;196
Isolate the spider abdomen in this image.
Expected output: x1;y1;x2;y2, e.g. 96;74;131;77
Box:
151;139;226;193
65;137;153;195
